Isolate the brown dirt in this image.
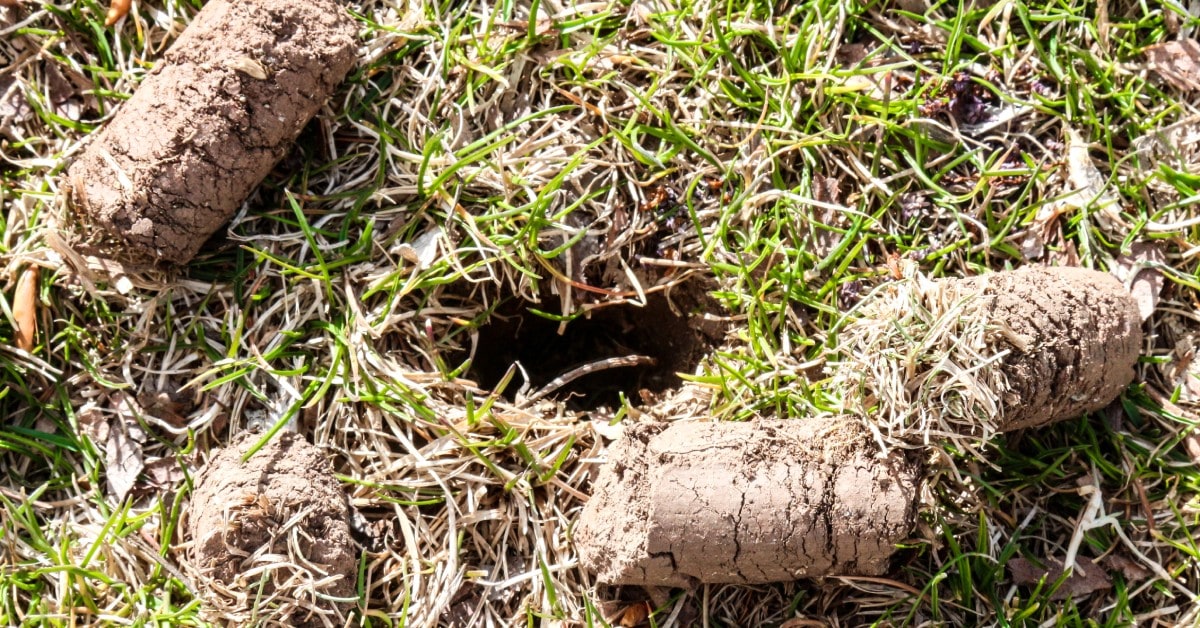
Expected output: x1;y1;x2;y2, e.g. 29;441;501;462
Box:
66;0;357;264
950;265;1143;432
187;432;356;625
574;417;919;586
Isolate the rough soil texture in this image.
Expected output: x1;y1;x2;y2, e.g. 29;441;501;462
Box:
952;265;1143;432
67;0;357;264
574;417;919;586
187;432;356;623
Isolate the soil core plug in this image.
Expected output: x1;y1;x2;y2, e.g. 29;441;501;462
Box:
832;265;1143;447
187;433;357;626
575;418;919;586
67;0;357;264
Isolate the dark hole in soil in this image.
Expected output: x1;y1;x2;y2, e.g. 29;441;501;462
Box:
466;290;722;410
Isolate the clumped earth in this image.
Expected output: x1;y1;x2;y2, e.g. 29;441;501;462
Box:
66;0;356;264
188;431;356;626
945;266;1143;432
576;417;919;586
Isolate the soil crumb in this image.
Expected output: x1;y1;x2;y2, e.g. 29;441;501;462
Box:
833;265;1143;444
188;432;356;626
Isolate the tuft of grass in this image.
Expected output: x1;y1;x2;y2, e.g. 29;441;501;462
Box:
829;263;1011;455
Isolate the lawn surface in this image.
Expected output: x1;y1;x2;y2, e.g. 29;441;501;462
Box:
3;0;1200;625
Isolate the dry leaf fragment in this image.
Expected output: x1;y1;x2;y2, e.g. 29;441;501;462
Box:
808;174;846;257
13;265;38;352
223;56;270;80
812;173;841;206
617;602;649;627
106;418;144;502
835;42;870;66
142;457;185;488
1018;199;1070;261
1145;39;1200;92
1168;333;1200;403
1103;553;1153;583
1187;431;1200;467
780;619;828;628
77;404;110;444
1;76;34;142
395;226;444;270
43;61;96;123
1061;127;1125;233
1008;557;1112;601
104;0;131;26
597;600;652;628
1112;241;1166;322
136;387;192;428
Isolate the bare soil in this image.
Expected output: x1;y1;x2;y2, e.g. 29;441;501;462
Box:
466;281;726;409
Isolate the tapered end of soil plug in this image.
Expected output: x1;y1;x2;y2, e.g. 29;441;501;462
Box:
66;0;357;264
575;418;919;586
188;432;356;626
963;265;1143;431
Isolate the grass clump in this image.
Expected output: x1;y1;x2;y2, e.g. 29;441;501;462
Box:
831;264;1010;452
